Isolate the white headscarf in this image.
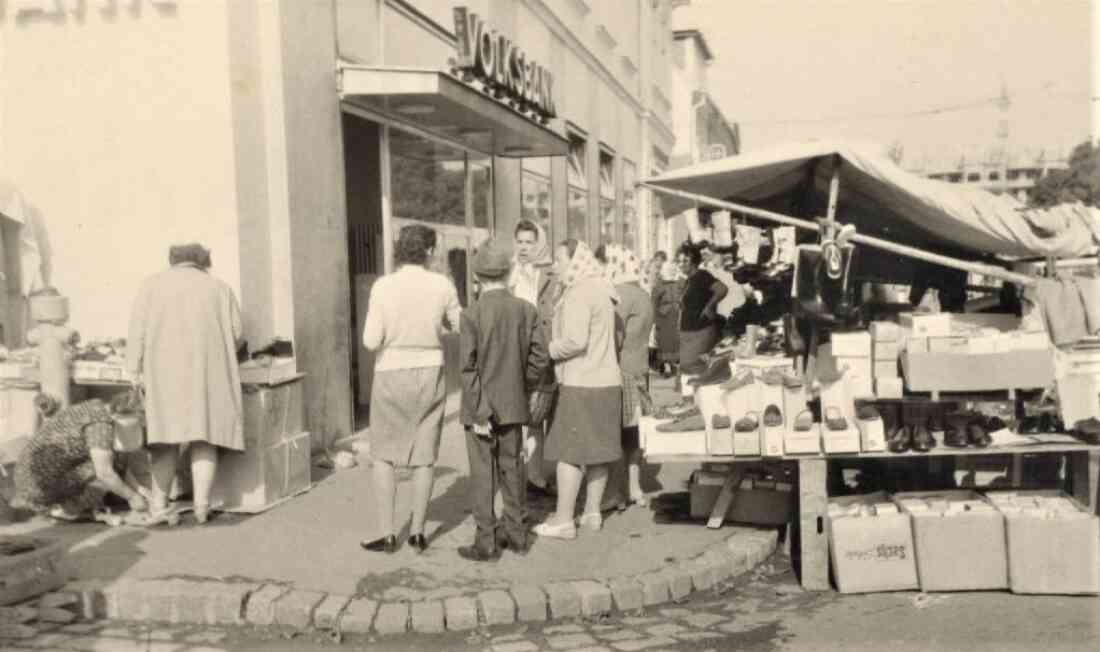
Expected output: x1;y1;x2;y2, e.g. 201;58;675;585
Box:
603;244;643;286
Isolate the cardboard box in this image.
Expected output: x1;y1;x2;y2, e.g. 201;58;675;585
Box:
873;360;898;378
734;356;795;376
857;415;886;452
901;349;1055;393
817;344;873;399
71;361;132;383
872;340;899;360
697;385;733;455
213;431;312;513
894;490;1008;592
996;331;1049;352
899;312;951;338
828;493;920;593
966;336;997;355
1056;373;1100;426
732;425;762;456
869;321;900;342
830;331;872;358
242;379;305;448
822;424;860;454
927;336;968;354
639;416;708;456
784;425;820;454
907;337;929;354
761;422;784;458
875;377;904;399
689;471;794;525
782;383;809;432
987;491;1100;595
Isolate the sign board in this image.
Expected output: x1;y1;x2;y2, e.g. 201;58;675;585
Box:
453;7;557;120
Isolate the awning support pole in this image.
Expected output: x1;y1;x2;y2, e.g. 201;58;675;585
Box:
637;181;1038;288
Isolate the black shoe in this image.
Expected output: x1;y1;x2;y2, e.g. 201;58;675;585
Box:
966;418;992;448
408;534;428;554
687;362;732;387
496;535;530;556
1017;415;1042;434
887;425;911;453
457;544;501;562
943;415;969;448
911;423;935;453
360;535;397;554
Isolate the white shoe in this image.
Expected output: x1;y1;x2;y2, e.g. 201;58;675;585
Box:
532;519;577;540
577;512;603;531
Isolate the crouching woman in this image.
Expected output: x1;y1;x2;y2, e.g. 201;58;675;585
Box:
11;395;147;520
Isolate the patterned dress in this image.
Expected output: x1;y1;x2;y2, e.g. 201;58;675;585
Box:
12;400;122;514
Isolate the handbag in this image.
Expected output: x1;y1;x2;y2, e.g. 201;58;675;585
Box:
528;387;557;427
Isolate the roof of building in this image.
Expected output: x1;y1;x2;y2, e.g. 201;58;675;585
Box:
672;29;714;62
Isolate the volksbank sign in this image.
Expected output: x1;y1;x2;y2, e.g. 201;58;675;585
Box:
452;7;558;121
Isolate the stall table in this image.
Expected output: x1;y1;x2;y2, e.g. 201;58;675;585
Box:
647;443;1100;591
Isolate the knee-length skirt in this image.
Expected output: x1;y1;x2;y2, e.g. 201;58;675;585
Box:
369;366;446;467
545;385;622;466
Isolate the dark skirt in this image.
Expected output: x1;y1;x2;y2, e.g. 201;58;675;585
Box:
679;325;719;369
545;385;622;466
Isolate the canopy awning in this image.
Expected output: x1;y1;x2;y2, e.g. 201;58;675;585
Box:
339;65;569;158
642;140;1100;261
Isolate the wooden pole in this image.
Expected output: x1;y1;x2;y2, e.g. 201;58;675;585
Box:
637;181;1038;288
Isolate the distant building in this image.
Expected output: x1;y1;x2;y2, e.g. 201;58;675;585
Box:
910;149;1068;203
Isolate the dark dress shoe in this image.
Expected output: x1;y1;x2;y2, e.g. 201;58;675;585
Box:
1017;415;1042;434
911;423;936;453
360;535;397;554
966;419;992;448
408;534;428;554
496;534;530;556
943;416;969;448
457;544;501;562
887;425;911;453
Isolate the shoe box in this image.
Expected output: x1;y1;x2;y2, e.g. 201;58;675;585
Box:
640;416;708;457
855;411;886;452
986;490;1100;595
695;385;732;455
1055;371;1100;427
827;492;920;594
212;431;312;513
899;312;951;338
689;468;794;525
874;377;904;399
819;374;860;454
817;342;873;399
901;347;1054;393
242;378;306;448
893;490;1008;592
722;380;763;456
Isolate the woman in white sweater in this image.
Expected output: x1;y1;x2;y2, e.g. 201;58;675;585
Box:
361;225;462;554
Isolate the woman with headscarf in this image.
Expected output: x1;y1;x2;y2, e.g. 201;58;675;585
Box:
126;242;243;525
675;241;728;372
532;240;622;540
651;259;685;378
602;244;654;509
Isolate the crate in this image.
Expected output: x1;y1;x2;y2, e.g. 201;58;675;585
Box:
242;378;305;448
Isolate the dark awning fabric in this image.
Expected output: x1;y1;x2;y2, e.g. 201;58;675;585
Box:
642;140;1100;261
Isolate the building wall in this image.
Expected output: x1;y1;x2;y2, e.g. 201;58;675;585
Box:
0;1;243;344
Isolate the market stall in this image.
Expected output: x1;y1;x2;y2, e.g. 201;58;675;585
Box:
637;140;1100;594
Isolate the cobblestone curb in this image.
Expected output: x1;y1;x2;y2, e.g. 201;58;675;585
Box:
59;528;778;636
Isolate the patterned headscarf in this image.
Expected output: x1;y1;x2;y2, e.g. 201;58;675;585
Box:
603;244;642;286
559;241;605;291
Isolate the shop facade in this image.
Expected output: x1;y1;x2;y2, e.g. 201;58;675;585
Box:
0;0;680;446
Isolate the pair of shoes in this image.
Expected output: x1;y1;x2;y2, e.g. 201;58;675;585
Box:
887;422;936;453
408;534;428;554
735;412;759;432
577;512;603;531
457;544;501;562
656;414;706;432
532;519;577;540
360;535;398;554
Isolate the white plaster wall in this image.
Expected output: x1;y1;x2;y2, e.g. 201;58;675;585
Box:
0;1;240;342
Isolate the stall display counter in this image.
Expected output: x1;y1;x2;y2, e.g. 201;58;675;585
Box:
647;443;1100;592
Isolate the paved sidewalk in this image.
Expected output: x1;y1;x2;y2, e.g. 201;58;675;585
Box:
2;376;780;635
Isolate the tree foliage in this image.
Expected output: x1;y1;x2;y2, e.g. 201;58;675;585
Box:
1029;140;1100;208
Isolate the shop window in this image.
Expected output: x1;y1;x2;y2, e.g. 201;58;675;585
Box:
521;159;552;243
599;148;616;245
389;127;492;307
621;160;637;252
567;132;588;241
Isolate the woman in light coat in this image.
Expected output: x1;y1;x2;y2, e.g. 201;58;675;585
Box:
532;240;622;540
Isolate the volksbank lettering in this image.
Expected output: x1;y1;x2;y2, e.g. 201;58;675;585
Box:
453;7;557;119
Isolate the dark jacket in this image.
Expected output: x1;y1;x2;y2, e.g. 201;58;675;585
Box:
460;288;550;427
533;268;560;391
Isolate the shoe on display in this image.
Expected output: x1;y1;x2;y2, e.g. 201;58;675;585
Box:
760;368;787;386
457;544;501;562
719;368;756;392
824;407;849;431
688;362;733;387
656;414;706;432
1017;415;1042;434
943;414;969;448
763;404;783;428
793;410;815;432
856;404;882;423
712;414;732;430
735;412;760;432
887;424;912;453
984;416;1008;434
966;417;992;448
911;422;936;453
1072;417;1100;444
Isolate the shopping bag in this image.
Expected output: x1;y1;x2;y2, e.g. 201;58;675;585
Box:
110;384;147;450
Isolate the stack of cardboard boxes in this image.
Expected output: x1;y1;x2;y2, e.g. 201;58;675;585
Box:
870;322;902;399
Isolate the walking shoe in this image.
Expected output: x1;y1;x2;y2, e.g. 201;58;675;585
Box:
735;412;760;432
793;410;815;432
577;512;603;531
763;405;784;428
457;544;501;562
824;407;849;431
532;519;577;540
712;414;732;430
360;535;398;554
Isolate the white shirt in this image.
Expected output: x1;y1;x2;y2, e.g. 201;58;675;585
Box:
363;265;462;371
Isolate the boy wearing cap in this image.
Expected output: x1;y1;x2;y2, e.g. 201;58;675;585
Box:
459;238;550;561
